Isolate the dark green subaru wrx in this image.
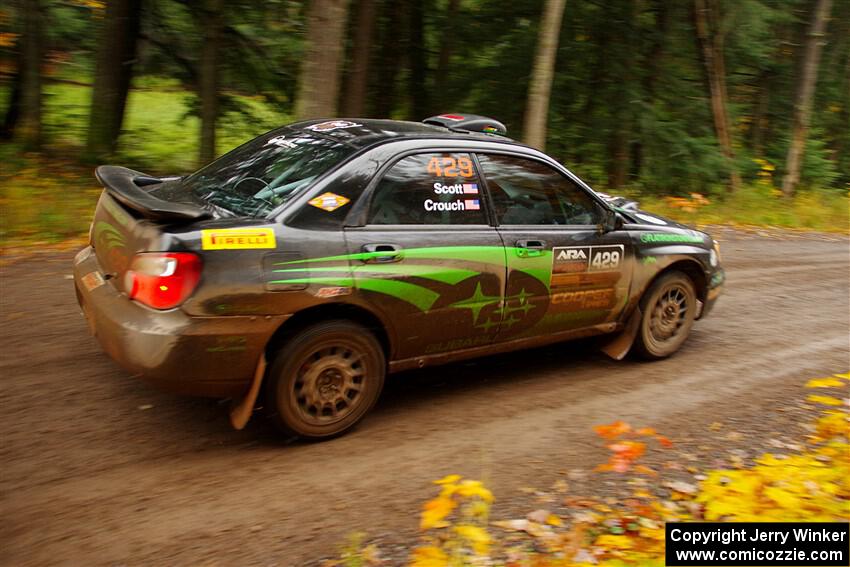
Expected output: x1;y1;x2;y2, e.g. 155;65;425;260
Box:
73;114;725;439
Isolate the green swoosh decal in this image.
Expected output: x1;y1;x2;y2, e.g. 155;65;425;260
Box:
268;275;440;311
275;245;509;267
269;245;554;309
273;264;480;286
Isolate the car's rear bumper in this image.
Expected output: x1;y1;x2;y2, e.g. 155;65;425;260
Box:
73;246;285;398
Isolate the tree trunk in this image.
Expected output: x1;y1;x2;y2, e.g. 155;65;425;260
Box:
693;0;740;192
86;0;142;160
295;0;350;120
1;52;23;141
341;0;375;117
749;70;770;156
781;0;833;196
16;0;44;150
198;0;224;166
407;0;429;120
607;0;638;190
644;0;669;99
434;0;459;112
372;0;404;117
523;0;566;150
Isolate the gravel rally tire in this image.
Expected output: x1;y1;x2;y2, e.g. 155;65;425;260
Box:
633;271;697;360
266;320;385;440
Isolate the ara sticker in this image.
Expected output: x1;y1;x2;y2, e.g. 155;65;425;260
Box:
551;245;624;288
201;228;277;250
306;120;361;133
308;192;351;212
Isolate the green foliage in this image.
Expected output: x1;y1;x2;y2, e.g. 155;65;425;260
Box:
0;83;287;249
1;0;848;248
36;81;286;173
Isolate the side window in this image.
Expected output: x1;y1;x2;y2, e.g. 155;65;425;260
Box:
367;152;487;225
289;158;378;229
477;154;602;226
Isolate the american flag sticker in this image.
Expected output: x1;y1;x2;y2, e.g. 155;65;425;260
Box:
462;183;479;194
464;199;480;210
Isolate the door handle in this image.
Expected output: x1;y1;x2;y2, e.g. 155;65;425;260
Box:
516;239;546;250
361;243;403;263
515;239;546;257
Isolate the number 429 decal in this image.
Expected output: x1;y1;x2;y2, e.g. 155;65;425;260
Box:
590;248;621;271
427;156;474;178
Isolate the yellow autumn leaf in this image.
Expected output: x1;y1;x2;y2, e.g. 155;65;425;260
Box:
434;474;461;485
807;395;846;407
834;372;849;380
595;534;634;549
456;480;494;503
454;524;491;555
805;377;846;388
420;496;456;530
764;486;802;509
410;545;448;567
814;411;849;440
546;514;562;526
0;32;19;48
704;499;743;520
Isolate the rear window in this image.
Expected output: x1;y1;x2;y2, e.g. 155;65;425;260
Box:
180;129;357;217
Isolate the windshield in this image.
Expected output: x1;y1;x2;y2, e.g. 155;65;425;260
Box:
181;128;357;217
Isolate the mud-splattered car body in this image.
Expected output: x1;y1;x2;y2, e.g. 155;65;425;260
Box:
74;116;724;432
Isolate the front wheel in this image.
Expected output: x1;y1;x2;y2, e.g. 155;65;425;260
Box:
266;320;385;440
633;271;697;360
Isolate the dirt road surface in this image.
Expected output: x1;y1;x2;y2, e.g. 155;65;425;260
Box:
2;231;848;566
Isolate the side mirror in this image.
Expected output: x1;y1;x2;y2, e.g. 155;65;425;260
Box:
600;209;624;233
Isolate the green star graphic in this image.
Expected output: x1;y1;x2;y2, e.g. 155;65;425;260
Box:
514;287;532;305
506;300;535;316
475;317;499;332
448;282;501;324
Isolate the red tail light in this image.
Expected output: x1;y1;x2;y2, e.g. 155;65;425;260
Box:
124;253;202;310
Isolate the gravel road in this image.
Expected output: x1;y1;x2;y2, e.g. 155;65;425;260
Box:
1;230;848;566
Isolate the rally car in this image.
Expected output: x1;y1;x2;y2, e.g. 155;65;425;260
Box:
73;114;724;439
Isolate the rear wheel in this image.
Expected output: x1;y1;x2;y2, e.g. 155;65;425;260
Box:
266;320;385;440
634;271;696;360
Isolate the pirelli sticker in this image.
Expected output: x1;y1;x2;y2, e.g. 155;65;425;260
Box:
551;244;624;288
201;228;277;250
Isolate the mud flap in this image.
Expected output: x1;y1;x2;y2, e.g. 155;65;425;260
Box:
600;307;641;361
229;353;267;430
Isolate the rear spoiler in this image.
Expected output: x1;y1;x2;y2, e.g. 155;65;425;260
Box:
95;165;211;222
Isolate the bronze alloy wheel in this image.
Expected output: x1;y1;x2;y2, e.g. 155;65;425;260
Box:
266;320;385;439
634;271;696;359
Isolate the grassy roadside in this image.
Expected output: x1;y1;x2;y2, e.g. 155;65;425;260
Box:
637;186;849;234
328;373;849;566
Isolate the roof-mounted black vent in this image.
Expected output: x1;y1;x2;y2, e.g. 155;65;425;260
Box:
423;114;508;136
